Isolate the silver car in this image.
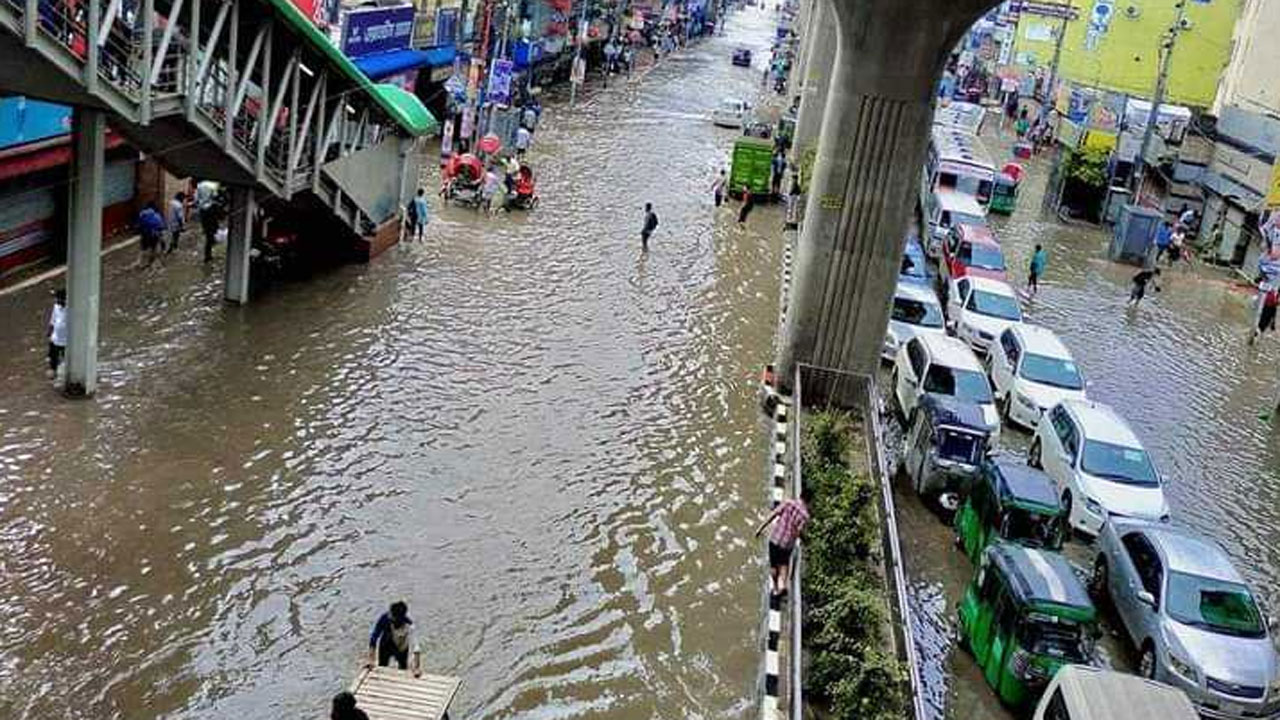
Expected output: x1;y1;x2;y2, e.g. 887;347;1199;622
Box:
1090;519;1280;720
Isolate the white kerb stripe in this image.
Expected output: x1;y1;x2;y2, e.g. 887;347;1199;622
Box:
765;650;779;675
769;609;781;633
774;441;786;458
771;486;784;503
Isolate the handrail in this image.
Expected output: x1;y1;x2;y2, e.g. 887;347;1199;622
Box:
789;365;804;720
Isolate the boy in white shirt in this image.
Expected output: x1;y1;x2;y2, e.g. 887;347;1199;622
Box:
47;288;67;378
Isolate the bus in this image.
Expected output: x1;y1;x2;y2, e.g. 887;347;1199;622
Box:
933;101;987;136
921;126;996;213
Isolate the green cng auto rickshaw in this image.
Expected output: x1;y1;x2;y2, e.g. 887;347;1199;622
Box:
989;173;1019;215
958;544;1098;708
955;458;1065;565
900;393;994;500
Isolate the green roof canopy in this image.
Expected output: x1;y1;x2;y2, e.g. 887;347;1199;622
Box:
260;0;439;137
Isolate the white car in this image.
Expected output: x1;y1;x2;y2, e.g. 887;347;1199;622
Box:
946;275;1023;355
882;282;946;361
892;333;999;436
712;98;750;129
988;324;1087;430
1029;399;1169;537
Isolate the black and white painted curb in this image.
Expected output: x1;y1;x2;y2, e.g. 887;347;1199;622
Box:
764;399;789;720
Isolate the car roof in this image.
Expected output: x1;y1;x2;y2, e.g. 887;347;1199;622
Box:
993;544;1093;609
920;393;990;432
1011;324;1074;359
918;333;984;371
1061;399;1141;447
1118;523;1245;583
894;282;940;304
1053;665;1200;720
936;189;986;214
954;223;998;245
964;275;1017;296
990;459;1059;509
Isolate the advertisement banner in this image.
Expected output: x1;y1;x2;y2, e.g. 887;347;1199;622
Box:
440;117;454;160
487;59;514;106
341;5;415;59
435;7;458;46
1266;162;1280;210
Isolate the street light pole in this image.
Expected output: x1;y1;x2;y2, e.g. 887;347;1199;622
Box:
1132;0;1188;201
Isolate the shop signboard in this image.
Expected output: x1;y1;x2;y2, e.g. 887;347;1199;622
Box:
435;7;458;45
1266;162;1280;210
341;5;415;59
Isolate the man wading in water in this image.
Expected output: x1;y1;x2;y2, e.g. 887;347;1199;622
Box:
366;601;422;676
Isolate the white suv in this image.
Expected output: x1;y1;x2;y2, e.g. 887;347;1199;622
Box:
883;282;947;361
892;333;999;436
988;324;1087;430
1030;399;1169;537
945;275;1023;355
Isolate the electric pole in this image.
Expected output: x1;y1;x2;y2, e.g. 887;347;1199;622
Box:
1132;0;1189;200
1044;13;1068;104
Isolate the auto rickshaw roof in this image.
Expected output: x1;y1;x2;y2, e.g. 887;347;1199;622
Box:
991;544;1093;611
989;460;1060;511
919;394;989;433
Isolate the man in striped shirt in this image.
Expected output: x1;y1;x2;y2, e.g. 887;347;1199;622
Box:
755;488;811;597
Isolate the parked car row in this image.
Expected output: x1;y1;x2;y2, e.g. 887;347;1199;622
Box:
886;217;1280;719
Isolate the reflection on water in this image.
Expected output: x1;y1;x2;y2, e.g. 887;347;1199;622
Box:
894;125;1280;720
0;10;787;720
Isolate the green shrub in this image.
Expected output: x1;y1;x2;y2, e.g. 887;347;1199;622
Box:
800;410;905;719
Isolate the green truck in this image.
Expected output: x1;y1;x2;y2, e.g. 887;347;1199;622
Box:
729;137;774;199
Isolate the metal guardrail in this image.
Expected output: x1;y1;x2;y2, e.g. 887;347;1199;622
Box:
791;363;926;720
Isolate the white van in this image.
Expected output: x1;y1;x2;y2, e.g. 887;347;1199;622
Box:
1034;665;1198;720
924;188;987;256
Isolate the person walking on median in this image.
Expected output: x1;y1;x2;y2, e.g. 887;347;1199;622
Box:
165;192;185;254
47;288;67;379
711;169;727;207
366;601;422;676
514;125;532;158
641;203;659;252
755;487;810;597
770;151;786;197
738;185;756;224
1027;244;1048;296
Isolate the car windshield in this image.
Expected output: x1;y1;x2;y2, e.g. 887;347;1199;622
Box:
966;289;1022;321
936;428;983;465
999;508;1063;550
961;243;1005;270
923;366;993;403
1080;440;1159;486
1019;615;1091;661
892;297;944;328
901;251;927;278
1019;353;1084;390
1166;572;1266;638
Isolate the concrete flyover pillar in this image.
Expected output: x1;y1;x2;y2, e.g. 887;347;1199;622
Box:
789;0;836;187
779;0;994;383
224;187;256;304
64;108;106;398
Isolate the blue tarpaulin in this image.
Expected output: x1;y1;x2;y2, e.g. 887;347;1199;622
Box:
354;45;456;80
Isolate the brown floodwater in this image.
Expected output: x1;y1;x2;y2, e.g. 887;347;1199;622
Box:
0;9;790;719
888;123;1280;720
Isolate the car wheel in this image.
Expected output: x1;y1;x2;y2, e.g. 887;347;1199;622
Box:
1088;556;1109;604
1061;490;1073;528
1028;439;1043;468
1139;642;1157;679
1000;394;1012;423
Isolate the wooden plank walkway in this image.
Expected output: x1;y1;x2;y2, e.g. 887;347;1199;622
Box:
349;666;461;720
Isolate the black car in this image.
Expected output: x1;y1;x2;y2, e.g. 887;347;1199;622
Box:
732;48;752;67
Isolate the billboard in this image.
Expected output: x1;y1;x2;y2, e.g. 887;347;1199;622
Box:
341;5;415;59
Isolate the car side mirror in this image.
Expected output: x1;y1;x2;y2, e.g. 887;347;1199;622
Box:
1137;590;1156;608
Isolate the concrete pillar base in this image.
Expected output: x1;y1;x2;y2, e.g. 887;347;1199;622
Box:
64;108;106;398
224;187;255;304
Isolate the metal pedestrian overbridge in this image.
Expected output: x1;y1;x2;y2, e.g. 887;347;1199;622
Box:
0;0;438;394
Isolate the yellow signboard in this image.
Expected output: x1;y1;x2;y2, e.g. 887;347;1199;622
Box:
1267;161;1280;210
1083;130;1116;153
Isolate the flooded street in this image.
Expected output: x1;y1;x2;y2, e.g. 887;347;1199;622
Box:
894;125;1280;720
0;11;786;720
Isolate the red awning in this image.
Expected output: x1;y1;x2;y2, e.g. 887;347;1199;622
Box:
0;132;126;182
